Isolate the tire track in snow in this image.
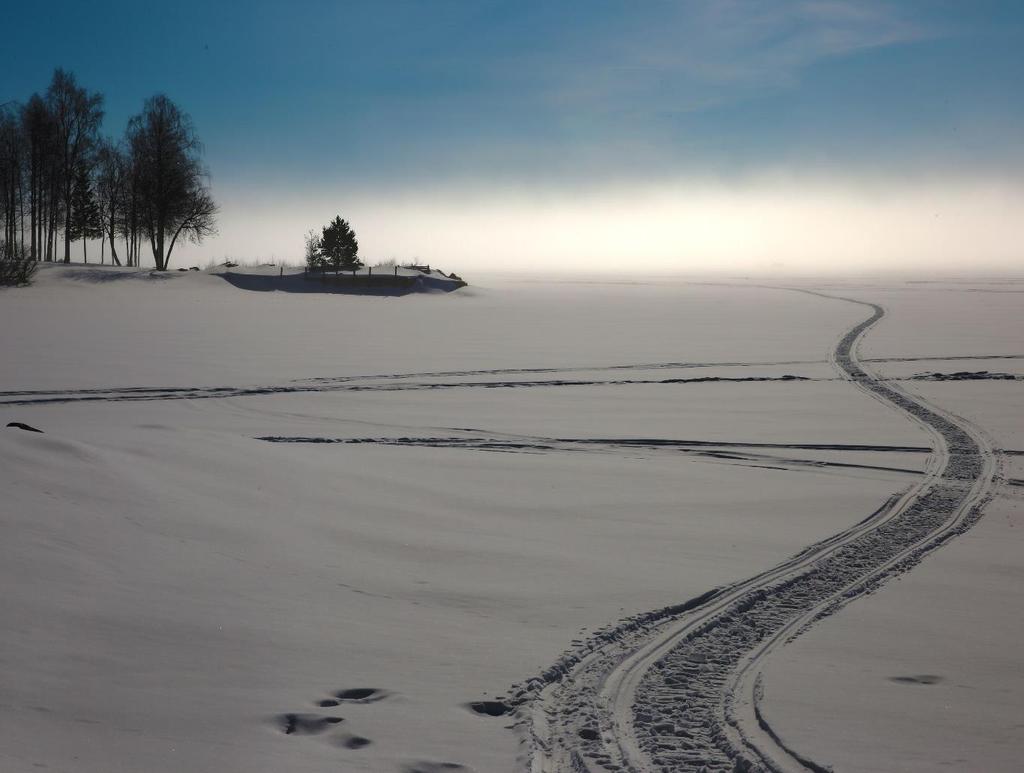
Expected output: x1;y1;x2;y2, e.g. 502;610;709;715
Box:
511;292;996;773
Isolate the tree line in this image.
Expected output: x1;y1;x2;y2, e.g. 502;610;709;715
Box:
0;68;217;279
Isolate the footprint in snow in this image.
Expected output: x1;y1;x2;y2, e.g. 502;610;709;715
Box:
889;674;944;685
277;713;344;736
274;686;389;749
464;699;514;717
278;686;474;770
337;734;373;749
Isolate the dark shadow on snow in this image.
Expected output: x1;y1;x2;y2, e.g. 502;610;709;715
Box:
219;270;465;296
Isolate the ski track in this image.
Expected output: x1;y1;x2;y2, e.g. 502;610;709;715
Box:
256;435;929;479
0;375;817;406
508;292;998;773
1;353;1020;407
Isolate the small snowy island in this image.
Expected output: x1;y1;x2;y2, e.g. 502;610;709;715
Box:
293;215;467;294
212;262;467;296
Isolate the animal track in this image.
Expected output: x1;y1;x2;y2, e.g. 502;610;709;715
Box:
276;687;476;769
464;700;514;717
889;673;944;685
277;713;344;735
339;734;373;749
275;686;388;750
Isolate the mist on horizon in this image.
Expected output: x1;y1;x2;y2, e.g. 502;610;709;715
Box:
181;172;1021;277
4;0;1023;276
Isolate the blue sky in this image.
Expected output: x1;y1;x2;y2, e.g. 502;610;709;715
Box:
4;1;1023;271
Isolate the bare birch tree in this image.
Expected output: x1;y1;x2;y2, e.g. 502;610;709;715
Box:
127;95;217;270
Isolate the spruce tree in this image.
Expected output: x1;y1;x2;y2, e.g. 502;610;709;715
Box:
320;216;360;272
68;164;102;262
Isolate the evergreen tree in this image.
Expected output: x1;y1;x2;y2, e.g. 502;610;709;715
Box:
68;163;102;261
320;216;360;272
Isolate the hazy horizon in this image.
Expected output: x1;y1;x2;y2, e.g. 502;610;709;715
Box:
4;0;1023;274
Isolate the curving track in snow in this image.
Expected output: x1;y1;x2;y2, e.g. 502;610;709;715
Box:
515;291;996;773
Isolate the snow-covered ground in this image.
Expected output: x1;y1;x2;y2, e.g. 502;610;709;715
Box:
0;265;1020;772
760;285;1024;773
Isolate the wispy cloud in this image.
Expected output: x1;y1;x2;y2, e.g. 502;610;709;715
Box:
538;1;931;114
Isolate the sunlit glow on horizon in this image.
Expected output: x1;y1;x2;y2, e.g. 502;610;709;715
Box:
168;173;1024;277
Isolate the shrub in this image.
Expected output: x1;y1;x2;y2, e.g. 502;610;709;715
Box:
0;246;37;286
